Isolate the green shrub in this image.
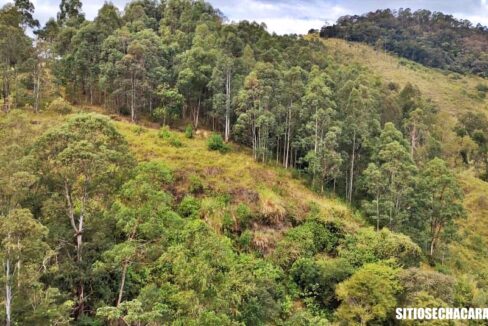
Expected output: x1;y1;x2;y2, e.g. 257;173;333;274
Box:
207;133;229;153
290;257;353;306
47;97;73;114
158;126;171;139
169;136;183;148
189;175;204;194
184;124;193;139
236;203;252;227
132;125;145;135
238;230;253;252
338;227;421;268
178;195;200;218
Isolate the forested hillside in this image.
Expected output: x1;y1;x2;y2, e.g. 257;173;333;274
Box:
1;0;488;325
320;8;488;77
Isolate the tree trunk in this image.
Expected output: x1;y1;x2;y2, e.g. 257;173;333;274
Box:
195;97;201;128
285;103;292;168
64;181;85;317
116;261;129;307
225;69;231;142
4;257;12;326
314;107;318;153
34;66;41;113
376;192;380;231
348;131;356;203
410;125;417;160
130;76;135;123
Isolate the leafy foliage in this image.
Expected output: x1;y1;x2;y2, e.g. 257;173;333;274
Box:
320;9;488;77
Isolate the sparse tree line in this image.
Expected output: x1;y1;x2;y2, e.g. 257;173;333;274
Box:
0;0;483;325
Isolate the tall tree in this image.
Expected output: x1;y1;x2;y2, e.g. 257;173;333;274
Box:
0;209;50;326
57;0;84;26
0;5;32;112
337;71;379;202
414;158;465;256
31;114;134;317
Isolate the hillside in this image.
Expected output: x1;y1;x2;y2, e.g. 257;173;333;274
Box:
2;0;488;324
320;9;488;77
329;37;488;298
323;38;488;117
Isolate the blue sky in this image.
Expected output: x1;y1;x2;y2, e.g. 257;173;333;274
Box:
4;0;488;34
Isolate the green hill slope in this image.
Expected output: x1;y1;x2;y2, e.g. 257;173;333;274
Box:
323;38;488;117
324;37;488;280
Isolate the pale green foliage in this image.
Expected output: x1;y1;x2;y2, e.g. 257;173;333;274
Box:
339;227;421;267
336;261;402;325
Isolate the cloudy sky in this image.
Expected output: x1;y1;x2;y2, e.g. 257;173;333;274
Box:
5;0;488;34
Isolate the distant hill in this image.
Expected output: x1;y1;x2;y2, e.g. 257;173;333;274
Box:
320;9;488;77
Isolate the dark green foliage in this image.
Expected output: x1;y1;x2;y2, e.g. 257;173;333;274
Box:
178;195;201;218
321;9;488;77
207;133;229;153
273;219;342;268
291;257;353;308
184;124;193;138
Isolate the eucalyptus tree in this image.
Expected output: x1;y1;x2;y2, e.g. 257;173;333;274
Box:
0;209;50;326
0;4;32;112
415;158;465;256
235;62;281;162
336;70;380;202
31;114;134;317
177;23;218;127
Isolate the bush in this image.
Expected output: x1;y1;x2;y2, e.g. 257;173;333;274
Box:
189;175;204;194
132;125;145;135
290;257;353;307
207;133;229;153
47;98;73;114
184;124;193;139
338;227;421;268
169;136;183;148
238;230;253;251
178;195;200;218
158;126;171;139
236;203;252;227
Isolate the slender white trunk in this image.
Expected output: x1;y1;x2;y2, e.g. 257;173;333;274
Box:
117;262;129;307
5;257;11;326
131;74;135;123
224;70;231;142
348;131;356;203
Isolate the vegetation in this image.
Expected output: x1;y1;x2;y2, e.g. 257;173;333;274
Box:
320;8;488;77
1;0;488;325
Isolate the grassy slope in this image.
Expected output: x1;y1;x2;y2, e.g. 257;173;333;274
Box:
323;38;488;278
11;109;357;254
114;120;358;236
323;38;488;117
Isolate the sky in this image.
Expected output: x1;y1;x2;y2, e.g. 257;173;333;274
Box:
4;0;488;34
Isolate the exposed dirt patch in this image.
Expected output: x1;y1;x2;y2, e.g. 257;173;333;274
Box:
229;187;259;204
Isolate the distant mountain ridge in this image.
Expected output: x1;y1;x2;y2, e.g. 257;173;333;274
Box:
320;8;488;77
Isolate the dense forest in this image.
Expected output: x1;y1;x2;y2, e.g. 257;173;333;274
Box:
320;8;488;77
1;0;488;325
